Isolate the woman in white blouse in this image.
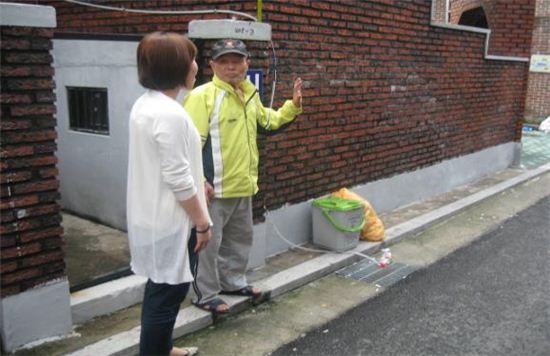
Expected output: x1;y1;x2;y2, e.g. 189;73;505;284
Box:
127;32;210;356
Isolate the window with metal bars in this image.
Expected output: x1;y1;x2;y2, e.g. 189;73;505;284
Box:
67;86;109;135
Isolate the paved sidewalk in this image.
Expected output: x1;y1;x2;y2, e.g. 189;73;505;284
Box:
521;130;550;168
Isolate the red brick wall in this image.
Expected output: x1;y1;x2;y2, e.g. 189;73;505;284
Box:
486;0;534;57
525;0;550;122
35;0;533;219
0;25;65;297
257;0;530;212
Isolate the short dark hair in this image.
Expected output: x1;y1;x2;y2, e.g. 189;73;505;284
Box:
137;32;197;90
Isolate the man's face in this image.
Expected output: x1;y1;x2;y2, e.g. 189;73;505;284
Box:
210;53;249;86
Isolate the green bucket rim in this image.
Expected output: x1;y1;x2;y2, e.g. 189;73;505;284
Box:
313;196;365;233
312;196;364;211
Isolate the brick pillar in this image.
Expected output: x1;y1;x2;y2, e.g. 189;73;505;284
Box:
525;0;550;123
1;3;72;352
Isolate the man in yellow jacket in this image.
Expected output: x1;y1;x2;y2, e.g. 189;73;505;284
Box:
184;39;303;313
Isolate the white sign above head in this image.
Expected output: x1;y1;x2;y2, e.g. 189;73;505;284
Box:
188;19;272;41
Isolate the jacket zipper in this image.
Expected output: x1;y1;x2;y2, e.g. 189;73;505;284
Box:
243;90;258;192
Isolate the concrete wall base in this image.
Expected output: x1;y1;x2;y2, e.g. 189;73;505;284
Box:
0;279;72;353
71;275;146;325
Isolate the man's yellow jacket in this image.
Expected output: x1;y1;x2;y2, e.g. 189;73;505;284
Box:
183;75;302;198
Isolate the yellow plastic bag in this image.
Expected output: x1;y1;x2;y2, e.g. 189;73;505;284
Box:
331;188;385;242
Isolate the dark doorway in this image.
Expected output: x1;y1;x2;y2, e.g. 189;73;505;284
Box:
458;6;489;29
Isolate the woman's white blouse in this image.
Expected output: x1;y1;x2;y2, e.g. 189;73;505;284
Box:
127;90;208;284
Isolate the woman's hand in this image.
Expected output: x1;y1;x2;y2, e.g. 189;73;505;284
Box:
195;225;211;253
292;77;303;108
204;182;215;201
178;194;212;253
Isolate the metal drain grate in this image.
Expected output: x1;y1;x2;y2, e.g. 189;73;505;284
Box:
336;259;417;288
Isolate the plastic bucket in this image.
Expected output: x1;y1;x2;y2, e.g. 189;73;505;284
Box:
311;196;365;252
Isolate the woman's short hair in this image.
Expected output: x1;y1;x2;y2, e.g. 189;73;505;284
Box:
137;32;197;90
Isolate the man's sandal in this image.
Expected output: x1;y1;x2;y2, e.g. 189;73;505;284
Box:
220;285;262;299
192;297;230;314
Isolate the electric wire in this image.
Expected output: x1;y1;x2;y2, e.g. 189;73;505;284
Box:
268;40;278;109
63;0;276;104
61;0;275;101
63;0;257;21
265;210;387;266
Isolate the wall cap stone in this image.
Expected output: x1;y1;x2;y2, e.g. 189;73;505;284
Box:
0;2;56;28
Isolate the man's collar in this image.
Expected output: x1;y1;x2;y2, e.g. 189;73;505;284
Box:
213;75;256;95
212;75;233;91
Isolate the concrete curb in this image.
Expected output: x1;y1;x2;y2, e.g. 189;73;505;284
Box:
383;162;550;246
71;275;147;325
69;163;550;356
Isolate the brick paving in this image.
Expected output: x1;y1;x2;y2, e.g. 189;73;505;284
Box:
521;131;550;168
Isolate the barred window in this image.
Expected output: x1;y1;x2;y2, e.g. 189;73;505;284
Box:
67;86;109;135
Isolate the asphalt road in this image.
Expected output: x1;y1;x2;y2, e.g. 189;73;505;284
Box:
273;196;550;356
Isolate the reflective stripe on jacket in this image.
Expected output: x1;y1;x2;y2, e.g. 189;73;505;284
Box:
183;75;302;198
